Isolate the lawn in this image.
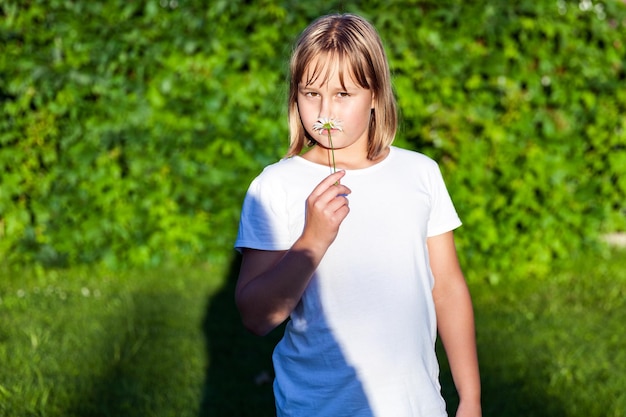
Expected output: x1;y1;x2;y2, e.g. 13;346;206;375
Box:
1;248;624;417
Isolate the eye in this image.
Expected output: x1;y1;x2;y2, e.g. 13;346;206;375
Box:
337;92;350;98
304;91;320;98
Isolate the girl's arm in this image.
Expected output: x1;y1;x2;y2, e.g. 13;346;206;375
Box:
428;231;482;417
235;170;351;336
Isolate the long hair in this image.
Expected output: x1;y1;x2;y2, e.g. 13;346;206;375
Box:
286;14;397;160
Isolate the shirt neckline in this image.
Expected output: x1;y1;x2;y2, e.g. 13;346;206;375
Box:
293;146;395;175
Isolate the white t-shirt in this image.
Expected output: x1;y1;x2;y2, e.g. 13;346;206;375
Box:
235;146;462;417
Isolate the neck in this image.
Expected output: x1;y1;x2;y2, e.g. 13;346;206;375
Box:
302;145;389;170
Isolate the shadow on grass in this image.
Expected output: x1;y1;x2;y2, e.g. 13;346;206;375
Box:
199;252;284;417
197;254;569;417
51;258;569;416
66;282;203;416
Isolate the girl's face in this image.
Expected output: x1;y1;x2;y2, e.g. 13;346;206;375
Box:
297;58;374;156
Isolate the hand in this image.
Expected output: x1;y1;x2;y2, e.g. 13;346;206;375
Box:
455;399;482;417
301;170;351;251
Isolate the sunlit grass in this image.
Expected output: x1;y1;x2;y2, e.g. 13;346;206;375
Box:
441;247;626;417
0;263;227;417
1;247;624;417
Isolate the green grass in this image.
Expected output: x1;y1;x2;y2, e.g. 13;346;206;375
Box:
440;247;626;417
1;248;625;417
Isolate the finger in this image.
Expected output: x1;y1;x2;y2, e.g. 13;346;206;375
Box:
308;186;350;223
310;170;348;198
322;183;351;202
325;193;350;214
328;196;351;226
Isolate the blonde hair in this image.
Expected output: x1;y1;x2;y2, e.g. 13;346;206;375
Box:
286;14;397;160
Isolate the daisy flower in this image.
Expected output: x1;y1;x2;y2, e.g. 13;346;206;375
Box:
312;117;343;174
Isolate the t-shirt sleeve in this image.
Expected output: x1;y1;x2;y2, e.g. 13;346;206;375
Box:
234;173;292;252
426;163;462;237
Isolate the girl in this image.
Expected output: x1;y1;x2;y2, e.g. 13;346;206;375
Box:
235;13;481;417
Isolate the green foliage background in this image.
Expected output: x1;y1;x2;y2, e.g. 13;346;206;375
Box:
1;0;625;278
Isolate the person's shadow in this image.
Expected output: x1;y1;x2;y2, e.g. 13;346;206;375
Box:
198;252;284;416
198;253;568;417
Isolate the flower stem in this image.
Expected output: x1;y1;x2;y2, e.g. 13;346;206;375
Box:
328;129;337;174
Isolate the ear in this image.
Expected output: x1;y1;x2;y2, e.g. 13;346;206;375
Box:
370;92;375;109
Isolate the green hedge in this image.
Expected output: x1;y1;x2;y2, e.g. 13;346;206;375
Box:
380;1;626;281
1;0;625;278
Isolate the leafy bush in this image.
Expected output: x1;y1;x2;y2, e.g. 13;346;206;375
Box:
1;0;624;277
377;1;626;281
1;0;285;267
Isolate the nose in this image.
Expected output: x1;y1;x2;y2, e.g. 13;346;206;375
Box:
319;95;334;119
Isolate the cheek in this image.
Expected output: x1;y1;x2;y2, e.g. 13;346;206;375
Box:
297;109;314;136
297;100;314;121
299;114;315;135
350;105;372;127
